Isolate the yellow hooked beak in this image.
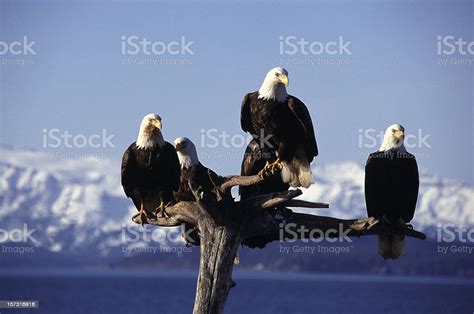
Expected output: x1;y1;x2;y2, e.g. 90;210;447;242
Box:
152;118;162;130
278;74;289;86
394;130;405;138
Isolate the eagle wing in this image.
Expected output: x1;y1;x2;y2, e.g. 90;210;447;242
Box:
240;139;262;177
364;152;389;219
239;139;264;199
162;142;181;191
287;96;318;160
121;144;141;210
394;154;419;222
240;92;256;135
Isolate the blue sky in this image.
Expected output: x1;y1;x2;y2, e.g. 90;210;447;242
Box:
0;0;472;184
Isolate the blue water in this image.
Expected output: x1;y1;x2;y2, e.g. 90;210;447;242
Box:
0;269;472;314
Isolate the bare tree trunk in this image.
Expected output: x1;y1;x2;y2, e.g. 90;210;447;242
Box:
193;217;240;314
132;175;427;313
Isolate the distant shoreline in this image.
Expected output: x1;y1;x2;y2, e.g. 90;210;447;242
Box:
1;268;473;286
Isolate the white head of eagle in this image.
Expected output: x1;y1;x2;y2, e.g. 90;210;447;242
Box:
136;113;165;150
379;123;407;153
174;137;199;169
258;67;289;103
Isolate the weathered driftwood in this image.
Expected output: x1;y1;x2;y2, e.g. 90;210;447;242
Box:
132;173;426;314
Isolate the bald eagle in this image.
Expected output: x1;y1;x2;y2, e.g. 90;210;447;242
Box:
240;67;318;189
174;137;220;246
365;124;419;259
174;137;220;203
121;114;180;224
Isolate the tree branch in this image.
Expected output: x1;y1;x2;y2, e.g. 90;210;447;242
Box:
132;201;202;227
283;199;329;208
131;186;427;243
218;174;263;193
241;212;426;245
239;189;303;212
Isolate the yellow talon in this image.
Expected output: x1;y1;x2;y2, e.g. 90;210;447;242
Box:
155;201;171;218
267;158;283;175
258;159;283;178
270;160;283;174
258;161;271;178
133;202;150;226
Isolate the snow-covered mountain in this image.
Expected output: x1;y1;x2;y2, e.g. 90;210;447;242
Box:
0;145;180;256
1;145;473;256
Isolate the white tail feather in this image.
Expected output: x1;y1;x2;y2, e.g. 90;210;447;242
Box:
391;234;405;259
298;164;314;188
281;161;299;187
280;151;314;188
377;234;406;260
378;234;392;260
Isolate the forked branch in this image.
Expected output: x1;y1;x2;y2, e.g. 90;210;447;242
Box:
129;172;427;314
241;212;426;246
218;174;264;193
132;181;427;243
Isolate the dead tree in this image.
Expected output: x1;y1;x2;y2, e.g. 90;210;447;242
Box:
133;173;426;314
